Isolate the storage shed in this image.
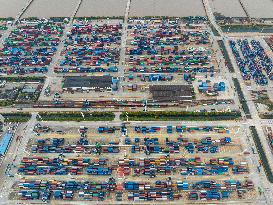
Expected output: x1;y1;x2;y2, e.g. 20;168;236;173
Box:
149;85;193;102
63;76;113;92
0;132;13;156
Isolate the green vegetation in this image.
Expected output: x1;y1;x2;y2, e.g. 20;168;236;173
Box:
37;112;115;121
221;24;273;33
0;76;45;83
232;78;251;118
0;17;14;21
217;40;235;73
0;100;14;107
1;113;31;122
250;126;273;183
120;111;241;121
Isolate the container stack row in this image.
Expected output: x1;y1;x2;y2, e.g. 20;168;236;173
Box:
17;179;254;202
18;156;248;176
128;136;232;154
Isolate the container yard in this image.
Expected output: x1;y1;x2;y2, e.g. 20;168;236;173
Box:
125;19;213;75
56;19;123;74
35;17;238;113
0;19;64;75
11;179;255;202
0;0;273;204
116;18;237;110
3;122;260;203
229;38;273;85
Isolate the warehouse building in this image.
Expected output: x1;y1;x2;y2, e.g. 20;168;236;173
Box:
0;132;13;157
149;85;193;102
62;76;113;92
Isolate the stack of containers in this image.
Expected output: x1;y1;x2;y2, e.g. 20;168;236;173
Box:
18;156;112;175
16;179;254;202
79;191;105;201
125;19;212;78
18;190;40;200
97;127;116;133
86;167;112;175
134;126;160;134
56;22;122;74
0;20;64;75
229;39;271;85
32;138;121;154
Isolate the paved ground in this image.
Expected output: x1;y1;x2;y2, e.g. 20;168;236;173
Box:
0;0;273;204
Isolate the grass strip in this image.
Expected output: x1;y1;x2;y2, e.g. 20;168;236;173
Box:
120;111;241;121
232;78;251;118
217;40;235;72
37;111;115;121
1;112;31;122
250;126;273;183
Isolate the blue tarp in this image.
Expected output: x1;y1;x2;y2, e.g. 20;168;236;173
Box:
0;132;13;156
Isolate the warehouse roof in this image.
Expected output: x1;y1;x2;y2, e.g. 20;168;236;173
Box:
0;132;13;156
150;85;193;102
63;76;112;89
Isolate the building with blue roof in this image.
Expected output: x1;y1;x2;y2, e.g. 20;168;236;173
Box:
0;133;13;156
